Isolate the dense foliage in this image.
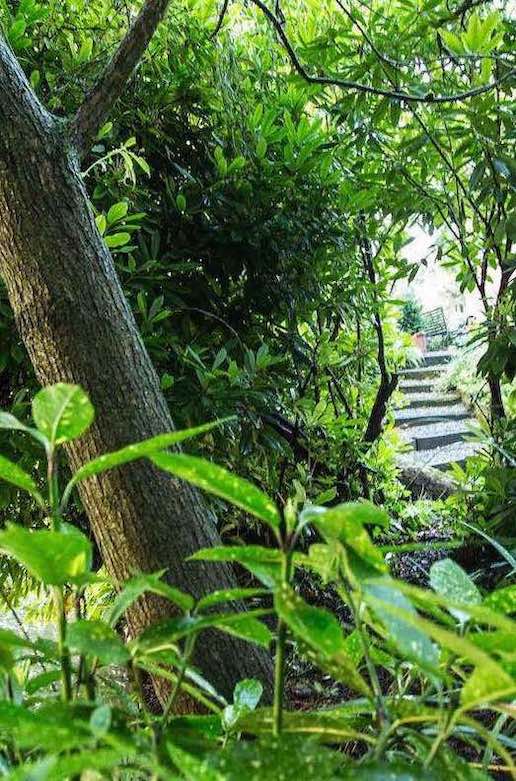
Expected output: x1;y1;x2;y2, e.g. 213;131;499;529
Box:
0;0;514;777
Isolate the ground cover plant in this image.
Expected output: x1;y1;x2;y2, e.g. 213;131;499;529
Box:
0;385;514;779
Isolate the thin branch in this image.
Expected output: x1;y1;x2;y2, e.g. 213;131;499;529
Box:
71;0;172;156
210;0;230;40
251;0;514;104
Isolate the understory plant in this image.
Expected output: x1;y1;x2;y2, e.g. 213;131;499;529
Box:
0;384;514;779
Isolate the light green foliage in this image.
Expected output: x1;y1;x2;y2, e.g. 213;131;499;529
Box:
0;385;513;778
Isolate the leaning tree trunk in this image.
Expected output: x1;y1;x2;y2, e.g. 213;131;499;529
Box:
0;37;271;704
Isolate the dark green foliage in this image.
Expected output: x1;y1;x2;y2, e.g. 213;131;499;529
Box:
399;298;424;335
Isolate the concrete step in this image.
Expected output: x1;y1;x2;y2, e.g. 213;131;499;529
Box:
398;441;482;471
399;366;442;381
399;380;435;394
397;391;461;409
396;404;472;428
423;350;453;367
400;419;479;451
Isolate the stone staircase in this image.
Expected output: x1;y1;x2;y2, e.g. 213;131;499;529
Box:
395;351;481;472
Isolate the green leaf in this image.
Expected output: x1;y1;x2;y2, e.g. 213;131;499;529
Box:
106;201;128;225
108;571;194;626
0;453;45;507
105;232;131;248
430;558;481;623
197;587;267;611
461;663;516;706
275;584;371;696
0;411;48;447
0;701;91;750
189;545;282;588
176;193;187;212
0;523;92;585
304;502;387;571
89;704;112;737
223;678;263;731
32;384;94;446
25;669;61;695
135;610;272;653
63;420;226;505
484;585;516;614
364;581;440;673
150;453;281;532
67;620;130;665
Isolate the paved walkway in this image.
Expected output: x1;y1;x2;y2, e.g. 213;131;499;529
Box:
395;351;480;471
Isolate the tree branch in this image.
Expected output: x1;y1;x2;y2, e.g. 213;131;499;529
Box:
210;0;230;39
251;0;514;104
71;0;172;156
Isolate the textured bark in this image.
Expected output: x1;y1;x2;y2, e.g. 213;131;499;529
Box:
0;37;271;705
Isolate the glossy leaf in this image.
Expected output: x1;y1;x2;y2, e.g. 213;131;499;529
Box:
150;452;281;532
67;620;130;665
364;580;440;673
275;584;371;696
108;571;194;626
32;384;94;446
0;523;91;585
430;558;481;623
64;420;227;505
0;454;45;507
189;545;282;588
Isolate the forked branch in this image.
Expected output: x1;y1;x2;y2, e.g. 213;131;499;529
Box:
251;0;514;104
71;0;172;156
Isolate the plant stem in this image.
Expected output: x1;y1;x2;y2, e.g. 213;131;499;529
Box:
161;636;196;725
54;586;72;702
273;548;292;738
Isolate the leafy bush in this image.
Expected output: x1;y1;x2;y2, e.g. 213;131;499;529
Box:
0;385;514;778
399;299;424;335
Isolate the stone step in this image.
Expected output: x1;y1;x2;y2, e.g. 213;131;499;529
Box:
397;391;461;409
400;419;479;451
423;350;453;367
398;441;482;471
399;366;442;381
399;380;435;394
395;404;471;428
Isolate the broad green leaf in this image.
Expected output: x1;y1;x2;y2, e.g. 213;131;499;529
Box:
484;584;516;614
67;620;130;665
234;678;263;711
364;581;440;673
223;678;263;731
108;571;194;626
25;670;61;695
304;502;387;571
0;523;91;585
135;610;272;653
6;749;136;781
430;558;481;623
461;663;516;706
63;420;226;505
106;201;128;224
0;454;45;507
470;631;515;655
89;704;112;737
275;584;371;696
189;546;282;588
150;453;281;532
32;384;94;446
105;232;130;248
197;587;267;611
365;585;513;689
0;701;91;750
207;735;343;779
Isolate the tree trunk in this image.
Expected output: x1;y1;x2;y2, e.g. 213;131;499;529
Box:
0;37;271;705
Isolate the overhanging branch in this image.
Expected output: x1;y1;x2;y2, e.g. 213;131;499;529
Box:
251;0;514;104
71;0;172;156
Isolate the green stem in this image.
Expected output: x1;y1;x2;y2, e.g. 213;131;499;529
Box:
161;636;196;726
272;549;292;738
54;586;72;702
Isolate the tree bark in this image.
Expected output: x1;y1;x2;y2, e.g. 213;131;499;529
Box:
0;37;271;705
